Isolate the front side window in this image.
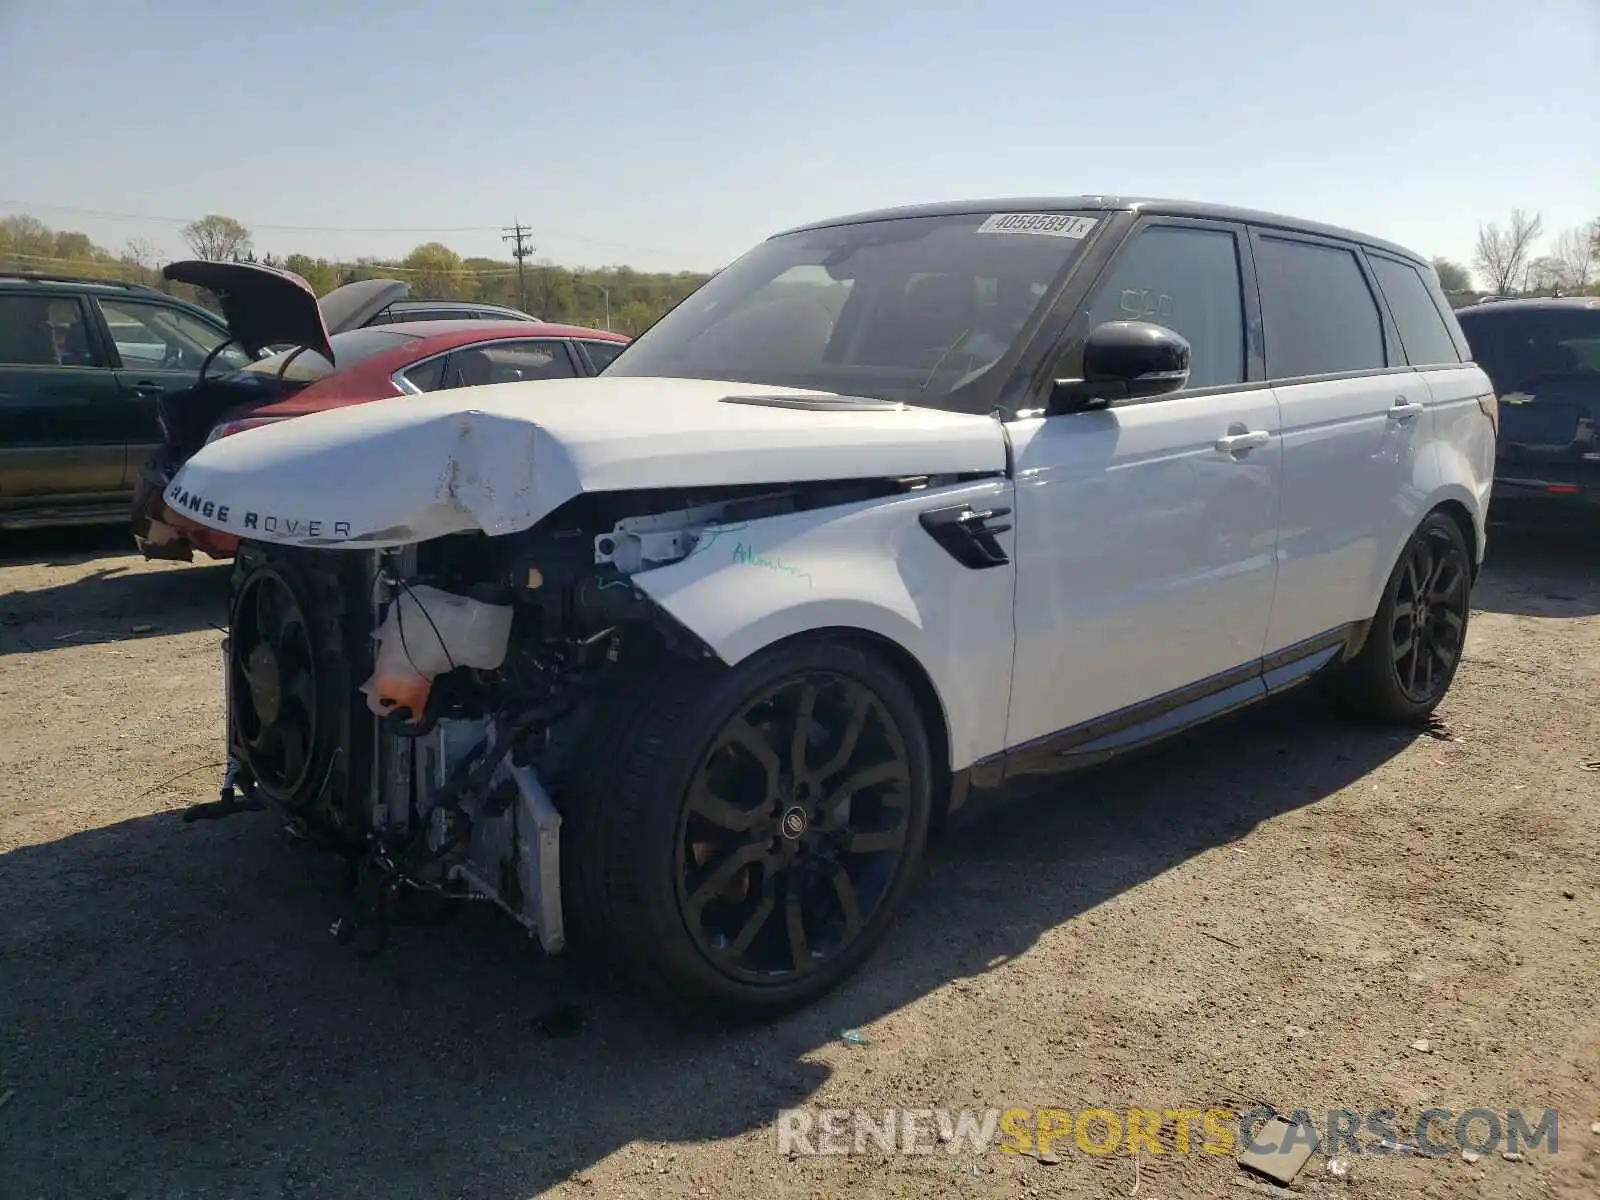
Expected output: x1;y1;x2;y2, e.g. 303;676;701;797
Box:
1457;307;1600;394
1368;256;1462;367
0;295;101;367
1082;224;1245;389
604;211;1100;410
445;339;576;388
1256;236;1386;379
98;298;251;372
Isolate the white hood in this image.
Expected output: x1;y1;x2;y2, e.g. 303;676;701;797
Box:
162;377;1007;547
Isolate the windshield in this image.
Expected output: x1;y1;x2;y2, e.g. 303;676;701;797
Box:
604;211;1101;409
1458;308;1600;393
237;327;422;383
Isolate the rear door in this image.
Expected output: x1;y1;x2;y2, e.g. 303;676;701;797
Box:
95;296;252;482
0;291;126;506
1253;230;1429;653
1457;303;1600;497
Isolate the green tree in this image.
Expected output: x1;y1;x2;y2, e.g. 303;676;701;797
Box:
181;213;253;261
400;242;467;298
282;253;342;296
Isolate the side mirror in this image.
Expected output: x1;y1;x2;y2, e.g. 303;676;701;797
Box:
1048;320;1191;415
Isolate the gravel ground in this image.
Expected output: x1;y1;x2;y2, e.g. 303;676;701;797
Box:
1;523;1596;1200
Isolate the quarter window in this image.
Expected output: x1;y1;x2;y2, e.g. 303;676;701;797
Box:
397;355;448;392
581;340;627;371
1084;225;1246;389
0;295;101;367
1256;237;1386;379
1369;256;1461;367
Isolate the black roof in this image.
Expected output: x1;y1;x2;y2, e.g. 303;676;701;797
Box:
0;270;164;294
1455;296;1600;317
774;195;1427;265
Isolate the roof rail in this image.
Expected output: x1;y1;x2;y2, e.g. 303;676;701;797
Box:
0;269;163;293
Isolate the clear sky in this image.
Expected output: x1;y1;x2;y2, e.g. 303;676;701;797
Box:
1;0;1594;279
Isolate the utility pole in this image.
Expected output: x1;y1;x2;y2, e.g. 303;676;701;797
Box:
502;220;533;313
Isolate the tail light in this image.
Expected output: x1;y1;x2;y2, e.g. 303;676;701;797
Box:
205;415;285;445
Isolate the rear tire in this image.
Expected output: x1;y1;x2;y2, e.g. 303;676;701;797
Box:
1333;511;1473;723
561;637;934;1020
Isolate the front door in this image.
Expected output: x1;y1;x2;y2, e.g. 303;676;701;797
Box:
1004;219;1282;754
0;293;126;508
96;295;251;484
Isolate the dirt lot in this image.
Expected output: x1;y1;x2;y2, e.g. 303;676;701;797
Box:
1;524;1596;1200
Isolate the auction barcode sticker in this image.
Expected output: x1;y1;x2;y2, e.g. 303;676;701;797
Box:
976;213;1098;239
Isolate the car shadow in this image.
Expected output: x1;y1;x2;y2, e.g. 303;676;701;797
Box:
1473;515;1600;618
0;686;1419;1199
0;552;228;656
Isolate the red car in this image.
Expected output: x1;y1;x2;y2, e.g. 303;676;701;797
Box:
132;262;628;561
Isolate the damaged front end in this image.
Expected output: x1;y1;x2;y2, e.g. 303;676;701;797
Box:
199;485;831;956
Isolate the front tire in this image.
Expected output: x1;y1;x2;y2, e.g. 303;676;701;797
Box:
1334;511;1473;723
562;638;934;1020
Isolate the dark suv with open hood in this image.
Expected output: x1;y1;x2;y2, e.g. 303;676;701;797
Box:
1456;296;1600;516
0;264;411;532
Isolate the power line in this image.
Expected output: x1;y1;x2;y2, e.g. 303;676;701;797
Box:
502;220;534;313
0;199;714;259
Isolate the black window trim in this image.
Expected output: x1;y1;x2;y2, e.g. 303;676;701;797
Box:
1247;225;1401;384
1034;213;1265;412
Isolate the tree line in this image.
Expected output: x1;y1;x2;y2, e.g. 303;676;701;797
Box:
0;212;712;336
1433;208;1598;301
4;206;1596;333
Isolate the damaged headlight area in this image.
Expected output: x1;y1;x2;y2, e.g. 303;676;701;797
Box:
193;482;865;960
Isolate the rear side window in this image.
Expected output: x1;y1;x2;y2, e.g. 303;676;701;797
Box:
1368;256;1462;367
445;339;577;387
1256;236;1386;379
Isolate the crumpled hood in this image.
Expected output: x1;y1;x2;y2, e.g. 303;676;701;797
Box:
162;376;1007;547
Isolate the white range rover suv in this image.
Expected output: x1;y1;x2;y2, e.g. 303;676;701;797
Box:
163;197;1497;1018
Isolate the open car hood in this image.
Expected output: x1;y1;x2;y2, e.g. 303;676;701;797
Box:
161;376;1008;547
161;261;408;362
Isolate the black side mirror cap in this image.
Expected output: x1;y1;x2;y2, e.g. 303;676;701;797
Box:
1047;320;1192;415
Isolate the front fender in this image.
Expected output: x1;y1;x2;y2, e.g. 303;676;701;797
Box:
631;479;1018;772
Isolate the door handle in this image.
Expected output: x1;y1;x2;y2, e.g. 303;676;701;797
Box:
1388;398;1425;421
1215;429;1271;454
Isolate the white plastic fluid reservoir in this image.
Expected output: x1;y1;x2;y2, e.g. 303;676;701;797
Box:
359;585;514;721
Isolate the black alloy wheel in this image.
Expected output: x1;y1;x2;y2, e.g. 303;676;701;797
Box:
561;638;934;1018
1388;522;1470;705
1333;509;1474;723
674;673;914;984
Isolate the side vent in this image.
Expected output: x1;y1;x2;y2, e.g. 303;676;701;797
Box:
918;502;1013;569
